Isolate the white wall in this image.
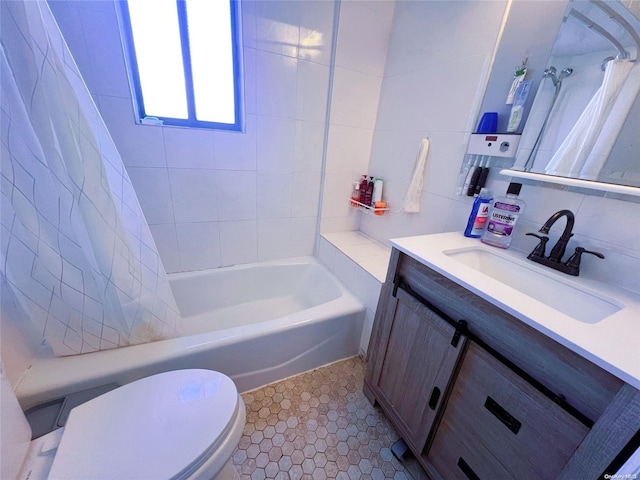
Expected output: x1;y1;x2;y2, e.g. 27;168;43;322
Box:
49;0;335;273
360;0;640;294
360;0;509;241
319;1;395;234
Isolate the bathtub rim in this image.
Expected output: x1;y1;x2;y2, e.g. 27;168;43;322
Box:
14;256;365;409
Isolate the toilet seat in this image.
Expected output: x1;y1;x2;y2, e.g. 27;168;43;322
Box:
47;369;240;480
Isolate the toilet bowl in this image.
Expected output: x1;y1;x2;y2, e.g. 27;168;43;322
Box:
1;368;246;480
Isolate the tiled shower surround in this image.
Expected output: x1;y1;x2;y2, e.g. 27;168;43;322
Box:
233;357;417;480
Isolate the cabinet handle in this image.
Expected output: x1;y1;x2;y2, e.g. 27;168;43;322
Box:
457;457;481;480
484;396;522;434
428;386;441;410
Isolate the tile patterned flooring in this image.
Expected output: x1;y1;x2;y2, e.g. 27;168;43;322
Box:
231;357;413;480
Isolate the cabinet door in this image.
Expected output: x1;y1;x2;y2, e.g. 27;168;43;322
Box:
370;286;466;453
427;342;590;480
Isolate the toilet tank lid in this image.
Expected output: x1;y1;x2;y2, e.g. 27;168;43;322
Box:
48;369;239;480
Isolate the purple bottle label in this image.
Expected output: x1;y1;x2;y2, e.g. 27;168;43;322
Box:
494;201;520;213
486;202;520;236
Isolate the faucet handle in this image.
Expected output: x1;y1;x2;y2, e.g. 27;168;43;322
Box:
564;247;605;275
526;233;549;259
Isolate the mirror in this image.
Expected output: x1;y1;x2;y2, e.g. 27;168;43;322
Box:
511;0;640;189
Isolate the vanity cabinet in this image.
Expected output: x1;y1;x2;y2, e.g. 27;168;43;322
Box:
364;249;640;480
366;284;467;453
428;342;589;479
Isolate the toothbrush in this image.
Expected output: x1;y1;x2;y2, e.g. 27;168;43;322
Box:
466;156;483;196
460;155;480;196
474;157;491;195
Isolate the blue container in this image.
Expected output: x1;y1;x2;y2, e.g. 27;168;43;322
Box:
476;112;498;133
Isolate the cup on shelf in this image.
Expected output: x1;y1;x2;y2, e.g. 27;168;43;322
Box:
476;112;498;133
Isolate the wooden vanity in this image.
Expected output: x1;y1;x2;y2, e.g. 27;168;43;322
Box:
364;247;640;479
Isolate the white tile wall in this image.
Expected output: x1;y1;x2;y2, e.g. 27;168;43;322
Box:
51;0;335;273
216;171;257;222
127;168;174;224
360;0;640;294
256;50;298;118
360;0;508;245
169;169;218;223
176;222;222;271
330;68;383;130
213;115;258;171
256;116;296;172
319;1;394;235
219;220;258;267
257;172;293;220
164;127;215;169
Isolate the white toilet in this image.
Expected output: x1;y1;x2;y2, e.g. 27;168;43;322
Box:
1;368;246;480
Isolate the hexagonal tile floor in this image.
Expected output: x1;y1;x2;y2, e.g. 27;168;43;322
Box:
232;357;416;480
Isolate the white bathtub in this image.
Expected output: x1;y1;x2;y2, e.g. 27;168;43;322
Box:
15;257;365;409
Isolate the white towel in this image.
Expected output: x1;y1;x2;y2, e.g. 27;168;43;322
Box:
400;138;430;213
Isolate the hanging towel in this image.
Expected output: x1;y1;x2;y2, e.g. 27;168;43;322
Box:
579;62;640;179
400;138;430;213
544;59;634;178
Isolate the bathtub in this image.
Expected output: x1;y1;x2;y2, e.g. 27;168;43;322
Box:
15;257;365;409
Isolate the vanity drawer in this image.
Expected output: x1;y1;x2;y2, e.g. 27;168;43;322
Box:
427;342;590;480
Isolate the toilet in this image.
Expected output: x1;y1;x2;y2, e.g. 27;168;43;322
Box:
1;367;246;480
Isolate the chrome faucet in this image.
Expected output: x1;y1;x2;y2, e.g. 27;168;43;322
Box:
526;210;604;276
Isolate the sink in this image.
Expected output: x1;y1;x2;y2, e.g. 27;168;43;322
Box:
444;248;622;324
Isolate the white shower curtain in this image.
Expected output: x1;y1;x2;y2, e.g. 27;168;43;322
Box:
0;0;182;356
579;62;640;179
544;59;636;178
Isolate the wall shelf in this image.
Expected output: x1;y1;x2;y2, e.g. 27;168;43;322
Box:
500;169;640;197
349;199;389;215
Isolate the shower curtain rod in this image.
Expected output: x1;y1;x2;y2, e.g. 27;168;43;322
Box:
568;8;631;60
592;0;640;60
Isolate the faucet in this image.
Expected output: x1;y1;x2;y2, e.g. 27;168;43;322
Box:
539;209;574;262
526;209;604;276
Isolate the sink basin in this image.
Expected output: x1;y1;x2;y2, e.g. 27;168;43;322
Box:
444;248;622;324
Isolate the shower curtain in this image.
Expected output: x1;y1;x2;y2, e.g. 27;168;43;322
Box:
544;59;637;179
0;0;182;356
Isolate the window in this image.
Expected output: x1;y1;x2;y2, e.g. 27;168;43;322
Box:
118;0;243;131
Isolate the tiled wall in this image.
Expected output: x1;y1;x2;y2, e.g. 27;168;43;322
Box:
49;0;335;273
360;0;509;243
359;0;640;293
319;1;394;234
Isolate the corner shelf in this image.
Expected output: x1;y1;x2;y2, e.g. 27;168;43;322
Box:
349;199;390;215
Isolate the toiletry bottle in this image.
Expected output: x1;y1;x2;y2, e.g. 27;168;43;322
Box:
373;178;383;204
464;188;493;238
481;182;525;249
364;176;375;206
351;182;360;206
359;175;368;204
507;80;532;133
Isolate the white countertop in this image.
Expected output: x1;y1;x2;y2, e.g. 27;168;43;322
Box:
390;232;640;390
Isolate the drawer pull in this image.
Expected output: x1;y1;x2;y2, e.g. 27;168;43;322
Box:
428;387;441;410
457;457;481;480
485;396;522;434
